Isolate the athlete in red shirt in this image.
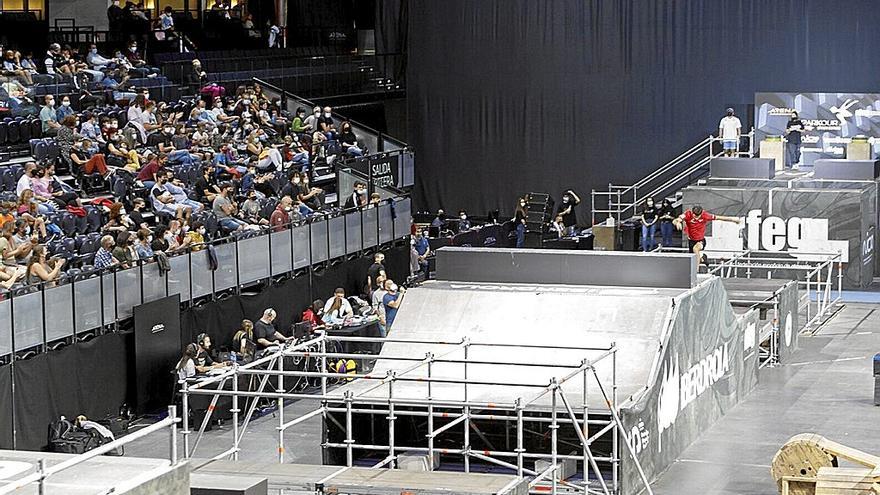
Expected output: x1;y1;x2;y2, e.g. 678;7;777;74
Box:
673;205;740;267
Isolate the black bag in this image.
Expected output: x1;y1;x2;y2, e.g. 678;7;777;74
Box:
97;416;130;438
47;418;103;454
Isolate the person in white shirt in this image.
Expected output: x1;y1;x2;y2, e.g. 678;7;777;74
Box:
718;107;742;157
322;287;354;325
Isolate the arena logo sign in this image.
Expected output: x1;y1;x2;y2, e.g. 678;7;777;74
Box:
656;344;730;452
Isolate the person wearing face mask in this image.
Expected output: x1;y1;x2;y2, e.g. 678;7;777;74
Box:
93;235;119;269
134;228;154;259
240;191;268;226
718;107;742;157
212;182;249;232
124;42;159;78
639;198;659;252
339;121;363;157
185;221;208;250
39;95;61;135
282;134;311;171
297;173;325;211
112;231;138;268
458;210;471;231
555;189;581;236
150;169;193;223
344;182;369;209
291;107;311;136
304;106;321;138
43;43;70;80
318;106;337;139
270;196;294;231
86;44;115;71
70;139;111;178
55;96;75;121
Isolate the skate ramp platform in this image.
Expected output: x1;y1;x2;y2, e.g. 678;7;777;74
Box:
338;280;680;410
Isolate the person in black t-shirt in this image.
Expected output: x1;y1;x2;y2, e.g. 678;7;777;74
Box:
366;252;386;294
253;308;289;350
555;190;582;236
640;197;658;252
193;165;219;206
785;111;804;169
658;199;676;248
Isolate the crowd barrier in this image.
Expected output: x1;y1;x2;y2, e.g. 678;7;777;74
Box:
0;197;412;359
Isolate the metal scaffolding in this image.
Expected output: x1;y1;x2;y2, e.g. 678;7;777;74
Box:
180;333;655;495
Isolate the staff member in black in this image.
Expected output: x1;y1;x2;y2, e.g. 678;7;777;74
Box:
555;189;581;236
785;111;804;169
639;198;658;252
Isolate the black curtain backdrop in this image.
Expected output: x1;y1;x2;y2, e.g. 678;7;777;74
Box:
4;332;130;451
408;0;880;216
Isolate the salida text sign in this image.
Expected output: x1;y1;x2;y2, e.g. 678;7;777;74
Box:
369;155;398;190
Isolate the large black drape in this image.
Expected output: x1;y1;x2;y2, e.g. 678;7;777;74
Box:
408;0;880;215
9;332;129;451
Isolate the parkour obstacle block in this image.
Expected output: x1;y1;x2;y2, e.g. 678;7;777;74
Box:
771;433;880;495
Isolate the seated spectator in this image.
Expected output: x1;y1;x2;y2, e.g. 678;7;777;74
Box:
318;106;337;141
55;115;80;159
137;151;164;188
103;202;132;234
343;182;368;209
184;221;207;250
123;41;159;77
297;174;325;211
150;170;193;223
163;173;204;214
164;219;192;252
253;308;289;349
382;280;405;332
550;214;565;238
213;182;249;232
270;196;293;231
175;344;198;381
339;121;363;157
193;165;220;205
26;245;65;286
322;288;353;325
128;198;149;230
213;143;247;178
151;225;170;253
94;235;118;269
0;264;26;289
56;96;75;121
3;50;33;86
291;107;311;136
303;106;320;137
368;193;382;207
44;43;71;81
458;211;471;230
232;320;257;362
240;190;268;225
15;162;35;197
282;134;310;170
39;95;61;136
0;221;34;265
300;300;325;330
70;139;111;179
79;112;100;141
112;230;137;267
243;14;260;38
134;228;154;259
17;190;52;235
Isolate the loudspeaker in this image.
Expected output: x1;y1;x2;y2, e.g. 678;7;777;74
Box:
525;192;555;233
524;231;543;248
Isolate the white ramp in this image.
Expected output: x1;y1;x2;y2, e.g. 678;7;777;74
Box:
338;281;680;409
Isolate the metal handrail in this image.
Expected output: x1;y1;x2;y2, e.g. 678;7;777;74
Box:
592;130;754;224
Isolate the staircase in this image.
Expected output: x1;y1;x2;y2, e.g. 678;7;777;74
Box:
591;130;755;224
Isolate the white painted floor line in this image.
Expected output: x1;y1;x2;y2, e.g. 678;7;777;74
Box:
788;356;868;367
677;458;770;469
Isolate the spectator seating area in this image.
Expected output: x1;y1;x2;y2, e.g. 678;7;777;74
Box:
0;57;390;302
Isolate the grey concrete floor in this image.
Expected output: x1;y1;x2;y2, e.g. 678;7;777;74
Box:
126;303;880;495
652;302;880;494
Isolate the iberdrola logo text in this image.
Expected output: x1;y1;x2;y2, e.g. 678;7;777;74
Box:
656;344;730;451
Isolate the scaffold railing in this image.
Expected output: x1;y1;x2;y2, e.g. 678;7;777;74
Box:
179;332;656;495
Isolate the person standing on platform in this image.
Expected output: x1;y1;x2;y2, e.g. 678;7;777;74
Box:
718;108;742;157
382;280;406;332
556;189;581;236
658;199;676;248
639;198;658;252
785;111;804;169
673;205;740;269
514;196;528;248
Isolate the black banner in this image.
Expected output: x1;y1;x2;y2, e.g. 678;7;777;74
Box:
620;278;760;493
369;154;398;190
133;295;182;414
